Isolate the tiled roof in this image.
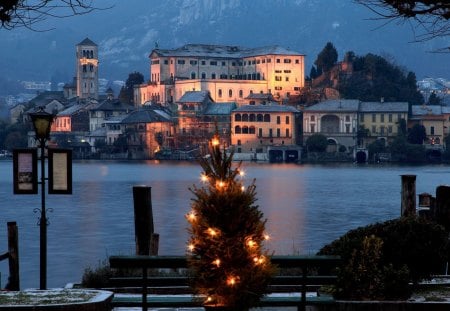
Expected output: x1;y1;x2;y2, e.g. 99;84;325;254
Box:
304;100;360;112
360;102;409;112
57;104;85;116
233;104;299;113
245;93;274;100
152;44;303;59
411;105;443;115
177;91;212;103
204;103;237;115
77;38;97;46
121;109;172;124
91;100;133;112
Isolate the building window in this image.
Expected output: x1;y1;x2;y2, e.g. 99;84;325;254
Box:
234;114;241;122
201;72;206;79
222;61;226;66
269;129;273;137
201;60;206;65
284;59;291;63
249;114;255;122
346;124;350;133
242;114;249;122
345;115;350;122
239;90;243;98
264;114;270;122
190;60;197;65
431;126;435;135
388;125;393;133
229;89;233;97
372;114;376;122
285;76;289;82
275;76;282;81
218;89;222;98
235;126;241;134
164;60;168;64
389;114;393;122
211;73;216;79
237;140;241;145
249;126;256;134
258;128;263;137
276;58;281;63
398;114;402;122
360;114;364;122
277;116;281;124
381;114;385;122
177;59;185;65
210;61;217;66
277;128;281;137
295;59;300;64
286;116;290;124
286;128;290;137
257;114;263;122
311;124;315;133
191;72;196;79
311;115;315;122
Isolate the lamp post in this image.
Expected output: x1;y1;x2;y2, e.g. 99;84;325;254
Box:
29;106;54;290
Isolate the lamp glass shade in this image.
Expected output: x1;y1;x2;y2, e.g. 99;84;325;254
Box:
30;110;54;139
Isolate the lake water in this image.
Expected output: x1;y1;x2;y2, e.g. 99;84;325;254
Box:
0;159;449;289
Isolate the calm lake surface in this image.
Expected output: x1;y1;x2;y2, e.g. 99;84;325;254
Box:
0;159;449;289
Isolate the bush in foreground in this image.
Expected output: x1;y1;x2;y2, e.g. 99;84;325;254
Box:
318;217;449;300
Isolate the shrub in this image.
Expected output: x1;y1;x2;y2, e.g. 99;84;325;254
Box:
318;217;449;300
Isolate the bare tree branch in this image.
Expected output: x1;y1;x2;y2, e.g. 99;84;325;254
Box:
0;0;111;30
355;0;450;43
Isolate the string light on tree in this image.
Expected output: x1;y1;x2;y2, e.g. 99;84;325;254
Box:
187;130;274;310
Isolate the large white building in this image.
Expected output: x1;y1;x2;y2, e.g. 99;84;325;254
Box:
134;44;305;106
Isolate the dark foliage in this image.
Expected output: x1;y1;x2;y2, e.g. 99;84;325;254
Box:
305;134;328;152
338;53;424;104
318;217;449;300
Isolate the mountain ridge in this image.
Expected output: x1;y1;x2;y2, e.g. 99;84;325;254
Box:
0;0;448;83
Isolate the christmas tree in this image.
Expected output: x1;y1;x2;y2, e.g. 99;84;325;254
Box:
187;135;274;310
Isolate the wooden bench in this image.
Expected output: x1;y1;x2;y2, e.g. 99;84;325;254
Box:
108;255;341;311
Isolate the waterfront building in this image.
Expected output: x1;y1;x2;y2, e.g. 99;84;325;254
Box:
410;105;450;149
303;99;359;153
176;90;236;152
120;107;174;159
231;103;301;158
359;101;409;147
76;38;99;100
88;99;133;132
134;44;305;106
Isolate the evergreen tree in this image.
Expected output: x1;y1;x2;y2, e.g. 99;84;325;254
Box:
187;135;274;310
314;42;338;73
119;71;144;105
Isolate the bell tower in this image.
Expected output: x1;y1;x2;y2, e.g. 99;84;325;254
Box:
76;38;99;100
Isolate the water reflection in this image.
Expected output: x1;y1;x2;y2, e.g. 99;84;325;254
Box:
0;160;448;289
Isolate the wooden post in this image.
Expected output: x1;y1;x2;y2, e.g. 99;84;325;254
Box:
133;186;159;255
436;186;450;231
7;222;19;291
401;175;416;217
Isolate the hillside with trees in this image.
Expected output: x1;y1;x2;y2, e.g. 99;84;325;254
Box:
306;42;424;106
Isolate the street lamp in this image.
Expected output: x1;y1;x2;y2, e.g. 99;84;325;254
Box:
29;106;54;290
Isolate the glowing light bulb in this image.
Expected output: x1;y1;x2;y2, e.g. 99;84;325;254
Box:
247;239;256;248
206;296;213;303
187;211;196;222
216;180;225;188
264;234;270;241
239;170;245;177
227;276;236;286
213;259;221;267
188;243;195;252
201;174;208;182
208;228;218;237
241;185;245;192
